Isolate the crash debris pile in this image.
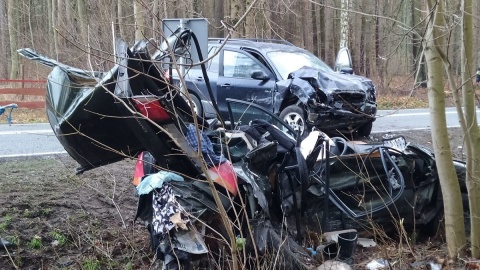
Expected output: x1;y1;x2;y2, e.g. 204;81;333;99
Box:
18;30;467;269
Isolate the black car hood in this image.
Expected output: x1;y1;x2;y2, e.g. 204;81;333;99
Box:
290;67;373;100
18;48;145;172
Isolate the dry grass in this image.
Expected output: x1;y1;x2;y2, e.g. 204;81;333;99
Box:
1;108;48;124
377;95;429;109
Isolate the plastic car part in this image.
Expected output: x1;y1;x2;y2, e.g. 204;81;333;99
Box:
132;95;172;123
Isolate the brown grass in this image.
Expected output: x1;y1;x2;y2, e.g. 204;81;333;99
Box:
1;108;48;124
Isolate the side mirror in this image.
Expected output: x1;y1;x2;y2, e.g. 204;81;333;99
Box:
251;70;269;81
340;67;353;74
334;47;353;73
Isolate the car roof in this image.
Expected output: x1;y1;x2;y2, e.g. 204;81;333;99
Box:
208;38;309;54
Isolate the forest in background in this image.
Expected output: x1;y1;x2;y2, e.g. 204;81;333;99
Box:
1;0;480;94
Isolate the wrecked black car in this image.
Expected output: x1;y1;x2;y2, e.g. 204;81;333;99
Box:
19;35;465;269
177;38;377;136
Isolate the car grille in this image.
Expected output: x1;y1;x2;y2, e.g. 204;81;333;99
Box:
330;90;366;110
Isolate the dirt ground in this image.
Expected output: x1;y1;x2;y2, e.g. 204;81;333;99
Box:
0;128;470;270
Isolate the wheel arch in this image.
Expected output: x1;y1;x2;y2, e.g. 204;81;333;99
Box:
278;96;300;114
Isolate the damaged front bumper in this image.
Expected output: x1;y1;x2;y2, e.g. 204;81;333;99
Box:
285;67;377;134
305;97;376;133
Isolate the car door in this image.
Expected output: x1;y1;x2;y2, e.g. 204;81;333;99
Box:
182;46;220;118
216;49;276;119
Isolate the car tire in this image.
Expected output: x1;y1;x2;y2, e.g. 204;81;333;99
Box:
357;121;373;137
279;105;307;135
189;94;203;117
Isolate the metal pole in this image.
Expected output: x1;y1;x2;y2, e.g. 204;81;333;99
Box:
179;19;186;95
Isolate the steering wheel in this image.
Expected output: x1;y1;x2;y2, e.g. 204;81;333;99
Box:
330;137;349;156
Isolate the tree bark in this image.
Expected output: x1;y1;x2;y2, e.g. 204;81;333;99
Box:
0;0;7;78
152;0;159;41
339;0;349;48
77;0;88;46
311;1;318;55
461;0;480;258
319;0;325;60
213;0;224;37
134;0;146;42
375;0;380;78
65;0;72;35
52;0;59;60
7;0;19;79
230;0;245;37
244;0;255;37
424;0;466;259
118;0;125;38
302;0;313;51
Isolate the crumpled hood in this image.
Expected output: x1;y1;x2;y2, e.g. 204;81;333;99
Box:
287;67;374;103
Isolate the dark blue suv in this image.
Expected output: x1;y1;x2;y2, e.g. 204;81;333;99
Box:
176;38;376;136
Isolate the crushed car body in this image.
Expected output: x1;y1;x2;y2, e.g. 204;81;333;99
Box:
276;67;376;134
18;35;466;269
175;38;377;136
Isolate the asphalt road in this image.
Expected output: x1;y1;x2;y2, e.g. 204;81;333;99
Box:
0;123;65;158
373;107;479;132
0;107;479;158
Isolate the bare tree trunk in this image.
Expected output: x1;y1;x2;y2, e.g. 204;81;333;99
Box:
56;0;65;47
0;0;7;78
65;0;72;34
262;0;272;38
339;0;349;48
214;0;224;37
77;0;88;46
461;0;480;258
319;0;325;60
230;0;245;37
47;0;54;54
412;0;426;87
324;0;335;66
424;0;466;259
134;0;146;42
244;0;255;37
7;0;19;79
118;0;125;38
52;0;59;60
302;0;313;51
311;1;318;55
152;0;159;40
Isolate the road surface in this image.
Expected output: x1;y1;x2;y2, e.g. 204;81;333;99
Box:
0;107;479;158
373;107;479;133
0;123;65;158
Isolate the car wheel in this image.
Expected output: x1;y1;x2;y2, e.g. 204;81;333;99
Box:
188;94;203;117
357;121;373;137
279;105;306;135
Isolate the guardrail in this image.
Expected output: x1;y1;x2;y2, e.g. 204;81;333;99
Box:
0;79;46;109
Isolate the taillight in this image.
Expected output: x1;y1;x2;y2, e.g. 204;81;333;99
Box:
133;152;145;186
132;95;171;123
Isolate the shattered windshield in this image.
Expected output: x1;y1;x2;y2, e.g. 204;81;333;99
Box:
267;50;333;79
